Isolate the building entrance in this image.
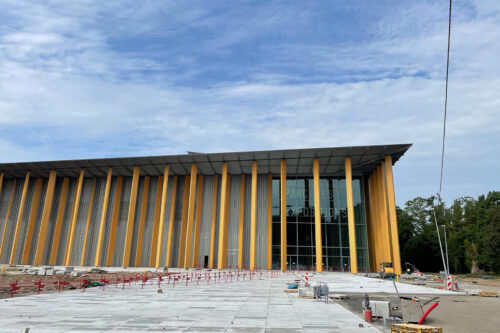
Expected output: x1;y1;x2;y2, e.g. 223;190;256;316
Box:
287;255;297;270
271;176;370;272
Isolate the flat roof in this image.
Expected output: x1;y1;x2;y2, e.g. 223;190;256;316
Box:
0;144;411;178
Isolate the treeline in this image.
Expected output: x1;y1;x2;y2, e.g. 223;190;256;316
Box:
397;191;500;274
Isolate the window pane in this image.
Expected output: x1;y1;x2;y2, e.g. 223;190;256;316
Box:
298;223;313;246
287;223;297;246
272;223;280;246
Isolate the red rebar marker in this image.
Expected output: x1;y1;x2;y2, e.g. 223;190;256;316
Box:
10;280;20;297
34;279;45;294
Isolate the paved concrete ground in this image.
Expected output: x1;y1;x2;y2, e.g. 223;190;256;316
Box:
305;272;460;295
0;270;381;333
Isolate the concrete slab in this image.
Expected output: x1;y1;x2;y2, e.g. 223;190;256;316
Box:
303;272;462;295
0;271;383;332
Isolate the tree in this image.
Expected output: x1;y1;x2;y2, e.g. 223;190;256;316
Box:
397;191;500;274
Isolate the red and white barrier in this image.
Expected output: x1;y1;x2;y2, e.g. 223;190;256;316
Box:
447;275;453;291
305;272;309;286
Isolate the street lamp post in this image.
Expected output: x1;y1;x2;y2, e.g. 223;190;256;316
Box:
442;225;450;274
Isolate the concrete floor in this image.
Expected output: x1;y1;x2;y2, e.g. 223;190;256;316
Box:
305;272;459;295
0;270;382;333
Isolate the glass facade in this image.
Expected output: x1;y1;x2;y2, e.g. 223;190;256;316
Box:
271;177;370;272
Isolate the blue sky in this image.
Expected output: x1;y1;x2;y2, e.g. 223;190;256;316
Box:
0;0;499;205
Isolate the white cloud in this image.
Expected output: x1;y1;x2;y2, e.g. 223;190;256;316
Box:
0;0;498;205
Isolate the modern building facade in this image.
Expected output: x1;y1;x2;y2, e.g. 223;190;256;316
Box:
0;144;410;274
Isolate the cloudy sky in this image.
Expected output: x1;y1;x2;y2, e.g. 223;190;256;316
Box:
0;0;498;205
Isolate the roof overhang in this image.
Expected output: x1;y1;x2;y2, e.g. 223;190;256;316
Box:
0;144;412;178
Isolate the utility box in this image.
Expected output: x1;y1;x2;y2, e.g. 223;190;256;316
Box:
362;300;391;318
401;299;424;323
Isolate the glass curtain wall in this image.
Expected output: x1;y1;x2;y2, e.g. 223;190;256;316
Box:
271;176;369;271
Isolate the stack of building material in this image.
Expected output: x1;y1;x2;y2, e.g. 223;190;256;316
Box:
391;323;442;333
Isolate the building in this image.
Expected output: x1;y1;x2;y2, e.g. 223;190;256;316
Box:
0;144;410;274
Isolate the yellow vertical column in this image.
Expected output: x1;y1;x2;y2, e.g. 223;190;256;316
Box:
345;157;358;273
371;172;383;269
379;162;394;263
134;176;150;267
177;175;190;267
149;175;163;266
164;176;178;267
21;178;43;264
237;174;245;268
222;176;231;268
94;168;112;266
34;171;57;265
9;172;30;264
0;173;3;193
192;175;204;267
249;161;258;270
106;176;123;266
280;160;287;272
217;163;228;269
266;173;273;269
0;179;16;261
208;175;218;268
80;177;96;266
313;159;323;272
384;156;401;275
373;168;385;265
155;166;170;267
122;167;141;267
49;178;69;265
64;169;85;266
378;162;394;262
183;165;198;268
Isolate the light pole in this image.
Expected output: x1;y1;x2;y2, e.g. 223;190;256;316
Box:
441;225;450;274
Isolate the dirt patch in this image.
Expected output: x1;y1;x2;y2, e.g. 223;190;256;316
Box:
0;268;162;299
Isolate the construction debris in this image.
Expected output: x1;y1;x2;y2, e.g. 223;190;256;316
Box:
478;290;499;297
298;287;313;298
284;289;298;293
391;323;442;333
330;294;349;300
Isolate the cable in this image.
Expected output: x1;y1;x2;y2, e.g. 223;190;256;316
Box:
439;0;452;196
433;0;453;281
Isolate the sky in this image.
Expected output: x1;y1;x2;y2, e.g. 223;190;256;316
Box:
0;0;499;206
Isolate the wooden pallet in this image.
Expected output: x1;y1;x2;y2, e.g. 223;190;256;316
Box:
479;291;499;297
284;289;298;293
391;323;442;333
298;295;313;299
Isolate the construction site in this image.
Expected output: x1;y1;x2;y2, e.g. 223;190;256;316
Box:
0;144;498;332
1;1;499;332
0;264;499;332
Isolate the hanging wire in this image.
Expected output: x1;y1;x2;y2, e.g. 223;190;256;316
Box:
434;0;453;278
439;0;453;196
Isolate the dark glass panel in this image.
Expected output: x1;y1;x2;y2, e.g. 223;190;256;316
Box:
287;223;297;246
298;247;313;256
272;254;280;269
298;255;313;270
298;223;313;246
327;247;339;257
286;179;296;218
340;224;350;247
272;223;280;246
326;223;338;247
321;224;327;246
342;257;350;271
